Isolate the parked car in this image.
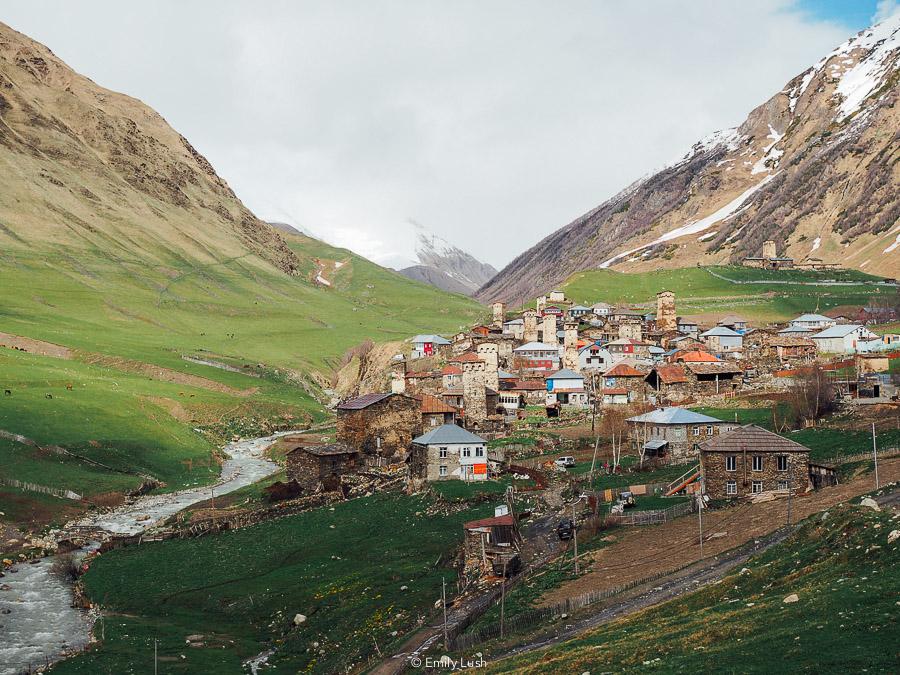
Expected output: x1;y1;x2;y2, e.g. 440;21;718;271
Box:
554;456;576;468
556;518;575;540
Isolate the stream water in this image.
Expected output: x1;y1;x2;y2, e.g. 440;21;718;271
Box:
0;432;289;674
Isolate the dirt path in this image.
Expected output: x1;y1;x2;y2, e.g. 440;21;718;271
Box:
539;458;900;605
0;331;71;359
488;480;900;666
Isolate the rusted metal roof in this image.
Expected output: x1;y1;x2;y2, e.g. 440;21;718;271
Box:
464;514;515;529
417;393;458;414
651;364;688;384
684;362;743;375
603;363;645;377
337;392;393;410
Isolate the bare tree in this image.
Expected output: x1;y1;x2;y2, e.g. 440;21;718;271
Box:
787;365;838;428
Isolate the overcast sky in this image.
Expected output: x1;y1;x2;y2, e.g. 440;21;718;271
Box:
2;1;892;269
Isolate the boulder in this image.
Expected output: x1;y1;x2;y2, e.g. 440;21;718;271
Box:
887;530;900;545
860;498;880;511
293;614;307;626
783;593;799;604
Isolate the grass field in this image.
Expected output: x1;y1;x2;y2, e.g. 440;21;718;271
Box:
0;236;484;527
557;265;892;322
57;492;493;674
493;501;899;673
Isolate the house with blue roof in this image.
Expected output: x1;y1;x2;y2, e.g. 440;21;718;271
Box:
411;424;489;482
626;407;737;462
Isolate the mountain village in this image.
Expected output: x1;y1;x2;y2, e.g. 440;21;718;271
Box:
1;8;899;674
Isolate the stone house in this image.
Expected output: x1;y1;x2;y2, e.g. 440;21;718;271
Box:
767;337;817;362
699;425;811;500
410;424;489;481
286;443;360;492
500;379;546;406
643;364;689;401
462;512;521;579
676;317;699;337
592;302;612;316
717;315;750;333
441;364;463;389
336;392;422;459
548;290;566;303
502;318;525;340
683;361;743;394
627;407;736;462
700;326;743;354
601;362;646;402
417;393;460;428
567;305;591;318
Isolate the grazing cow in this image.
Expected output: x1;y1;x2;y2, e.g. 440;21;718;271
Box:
66;383;73;391
3;389;10;396
45;393;53;399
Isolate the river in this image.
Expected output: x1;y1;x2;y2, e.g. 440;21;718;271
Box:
0;432;289;674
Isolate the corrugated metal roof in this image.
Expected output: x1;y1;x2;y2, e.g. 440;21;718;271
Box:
548;368;582;380
412;424;486;445
603;363;644;377
628;407;721;425
700;326;742;337
411;334;451;345
464;514;515;529
337;392;394;410
417;394;458;414
698;424;811;453
651;365;688;384
514;341;560;351
811;324;866;339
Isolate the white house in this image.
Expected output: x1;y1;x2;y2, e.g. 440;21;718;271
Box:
502;319;524;340
810;324;878;354
549;290;566;303
568;305;591;318
591;302;612;316
411;334;451;359
578;343;614;371
700;326;744;354
545;368;589;407
412;424;489;481
789;313;836;330
513;341;561;370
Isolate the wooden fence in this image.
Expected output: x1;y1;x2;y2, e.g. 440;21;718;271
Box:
605;499;695;526
815;445;900;468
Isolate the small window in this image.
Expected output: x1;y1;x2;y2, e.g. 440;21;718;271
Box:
439;465;448;477
725;455;736;472
777;455;788;471
430;417;439;427
706;425;714;435
752;455;763;472
439;447;448;459
777;480;789;490
751;480;763;494
692;426;700;436
726;480;737;495
475;446;484;457
462;447;471;458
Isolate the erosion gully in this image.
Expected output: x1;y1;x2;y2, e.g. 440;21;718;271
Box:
0;432;293;675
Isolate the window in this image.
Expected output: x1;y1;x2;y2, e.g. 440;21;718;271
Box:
725;455;736;472
430;417;439;427
752;455;763;472
462;447;471;458
439;447;448;459
726;480;737;495
475;446;484;457
777;455;788;471
706;425;714;435
751;480;763;494
777;480;789;490
692;426;700;436
439;465;448;477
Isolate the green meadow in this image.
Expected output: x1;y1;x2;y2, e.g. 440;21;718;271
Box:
558;266;890;321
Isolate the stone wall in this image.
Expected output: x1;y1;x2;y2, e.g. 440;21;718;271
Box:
336;395;422;458
542;315;556;344
462;361;488;423
563;321;579;370
701;450;809;500
656;291;676;332
523;310;539;343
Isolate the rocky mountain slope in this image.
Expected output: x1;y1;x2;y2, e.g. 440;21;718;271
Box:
0;21;298;274
478;14;900;305
393;221;497;295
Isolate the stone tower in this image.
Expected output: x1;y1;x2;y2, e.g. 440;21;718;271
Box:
491;302;505;327
656;290;676;332
762;240;777;259
390;356;407;394
477;342;500;391
618;319;642;341
563;321;579;370
542;314;557;345
523;310;539;343
462;360;488;424
536;296;547;313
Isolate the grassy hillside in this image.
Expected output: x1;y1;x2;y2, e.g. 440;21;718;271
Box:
57;493;491;674
493;501;899;673
0;236;483;529
557;266;892;321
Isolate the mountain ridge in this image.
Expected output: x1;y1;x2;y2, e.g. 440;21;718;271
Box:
478;14;900;304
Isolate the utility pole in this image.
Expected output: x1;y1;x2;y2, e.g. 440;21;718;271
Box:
154;638;158;675
572;502;579;575
500;559;507;638
442;577;449;648
872;422;880;489
787;458;793;527
697;494;704;559
588;431;600;485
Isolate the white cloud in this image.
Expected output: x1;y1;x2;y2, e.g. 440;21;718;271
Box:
875;0;900;22
2;1;854;268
